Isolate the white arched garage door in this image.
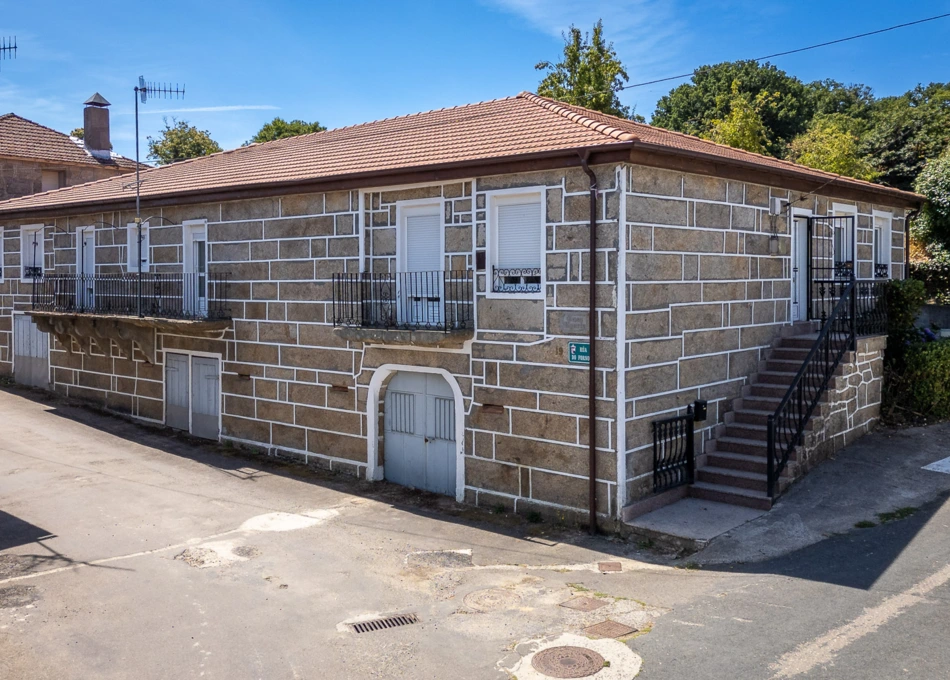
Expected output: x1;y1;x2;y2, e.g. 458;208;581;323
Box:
384;371;456;496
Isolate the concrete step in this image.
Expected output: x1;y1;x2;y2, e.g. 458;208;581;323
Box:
733;409;775;426
766;359;807;373
723;422;769;441
689;482;772;511
714;435;768;456
771;347;812;362
758;370;799;386
706;451;768;474
750;383;796;399
780;334;821;349
696;466;768;492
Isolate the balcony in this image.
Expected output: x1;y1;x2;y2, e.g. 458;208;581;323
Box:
32;272;232;321
28;273;232;363
331;271;474;346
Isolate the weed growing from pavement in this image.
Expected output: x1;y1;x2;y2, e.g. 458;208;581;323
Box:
678;561;701;570
526;511;543;523
877;506;918;523
854;520;877;528
568;583;591;592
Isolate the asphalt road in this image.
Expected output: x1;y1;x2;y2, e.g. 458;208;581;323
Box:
1;386;949;679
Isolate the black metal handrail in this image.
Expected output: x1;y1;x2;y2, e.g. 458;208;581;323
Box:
31;273;232;321
331;270;473;332
766;280;856;497
652;406;695;493
855;279;887;337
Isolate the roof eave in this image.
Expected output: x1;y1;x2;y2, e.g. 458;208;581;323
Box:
0;143;635;222
630;142;924;209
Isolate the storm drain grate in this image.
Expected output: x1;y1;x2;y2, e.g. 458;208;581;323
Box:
349;613;419;634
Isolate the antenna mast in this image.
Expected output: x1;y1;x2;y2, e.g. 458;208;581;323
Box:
0;36;16;70
131;77;185;316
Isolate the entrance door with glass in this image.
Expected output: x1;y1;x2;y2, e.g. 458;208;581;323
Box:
184;223;208;317
77;228;95;310
791;216;809;322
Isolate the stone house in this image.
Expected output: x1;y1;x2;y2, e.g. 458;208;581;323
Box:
0;94;137;201
0;93;922;528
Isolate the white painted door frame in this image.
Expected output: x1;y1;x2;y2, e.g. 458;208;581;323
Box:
790;208;812;322
365;365;465;502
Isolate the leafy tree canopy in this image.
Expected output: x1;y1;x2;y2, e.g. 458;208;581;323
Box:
248;117;327;145
536;20;641;120
788;113;878;181
863;82;950;191
913;149;950;253
701;81;772;154
147;118;222;165
70;127;84;139
652;60;815;156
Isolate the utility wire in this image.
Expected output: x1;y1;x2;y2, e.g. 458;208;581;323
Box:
594;12;950;96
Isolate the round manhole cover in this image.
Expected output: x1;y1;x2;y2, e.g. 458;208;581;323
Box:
462;588;522;612
531;646;605;678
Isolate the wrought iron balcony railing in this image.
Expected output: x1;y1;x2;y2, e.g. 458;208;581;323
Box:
31;272;232;321
332;270;474;332
492;267;542;294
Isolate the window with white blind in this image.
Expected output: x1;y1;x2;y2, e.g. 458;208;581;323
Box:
489;191;544;296
20;225;45;282
873;211;891;278
126;222;150;272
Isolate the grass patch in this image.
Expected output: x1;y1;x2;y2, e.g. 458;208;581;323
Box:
677;561;701;570
567;583;590;592
854;520;877;529
877;507;919;523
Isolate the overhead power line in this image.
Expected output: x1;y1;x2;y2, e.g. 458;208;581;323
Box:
603;12;950;95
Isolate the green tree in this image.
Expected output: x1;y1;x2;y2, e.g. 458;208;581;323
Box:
652;60;815;157
863;82;950;191
913;150;950;253
807;79;874;121
248;117;326;144
70;127;84;140
147;118;222;165
788;114;878;180
701;81;772;154
535;20;639;119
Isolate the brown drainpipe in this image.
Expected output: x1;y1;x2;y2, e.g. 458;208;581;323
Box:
579;151;598;535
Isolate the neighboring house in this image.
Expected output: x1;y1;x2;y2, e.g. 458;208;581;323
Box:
0;92;923;527
0;93;138;201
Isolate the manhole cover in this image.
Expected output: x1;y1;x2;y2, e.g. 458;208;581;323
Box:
463;588;522;612
598;562;622;573
584;620;636;639
0;585;39;609
532;646;605;678
559;596;608;612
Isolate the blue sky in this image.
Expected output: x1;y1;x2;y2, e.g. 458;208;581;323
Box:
3;1;949;162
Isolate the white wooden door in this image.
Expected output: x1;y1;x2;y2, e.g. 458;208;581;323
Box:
791;217;809;322
78;229;96;310
164;353;220;440
400;206;442;327
13;315;49;389
384;372;456;496
190;356;220;440
184;226;208;317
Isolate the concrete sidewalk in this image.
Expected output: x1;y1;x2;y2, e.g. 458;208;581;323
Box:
693;422;950;564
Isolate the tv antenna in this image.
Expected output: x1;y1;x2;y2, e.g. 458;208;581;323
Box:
0;36;16;70
130;76;185;316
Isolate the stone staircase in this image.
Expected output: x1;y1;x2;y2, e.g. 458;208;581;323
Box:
690;328;830;511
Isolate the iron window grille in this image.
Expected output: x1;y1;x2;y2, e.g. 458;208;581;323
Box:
23;265;43;279
491;267;542;294
874;263;889;279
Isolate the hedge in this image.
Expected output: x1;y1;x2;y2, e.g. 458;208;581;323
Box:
910;258;950;304
883;340;950;424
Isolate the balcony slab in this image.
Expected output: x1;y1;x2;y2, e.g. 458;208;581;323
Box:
28;311;231;364
334;326;473;349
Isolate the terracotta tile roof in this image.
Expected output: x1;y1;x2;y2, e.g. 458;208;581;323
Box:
0;113;139;171
0;93;921;217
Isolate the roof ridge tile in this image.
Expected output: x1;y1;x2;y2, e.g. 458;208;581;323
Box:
518;92;638;142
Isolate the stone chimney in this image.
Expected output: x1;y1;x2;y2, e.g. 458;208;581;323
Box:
83;93;111;158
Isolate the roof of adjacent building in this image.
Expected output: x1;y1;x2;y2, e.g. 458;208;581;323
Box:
0;112;139;172
0;92;922;217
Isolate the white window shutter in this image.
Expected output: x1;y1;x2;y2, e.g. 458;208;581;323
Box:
21;227;44;279
496;201;542;270
405;214;441;272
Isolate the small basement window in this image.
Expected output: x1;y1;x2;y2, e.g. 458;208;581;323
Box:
489;191;544;296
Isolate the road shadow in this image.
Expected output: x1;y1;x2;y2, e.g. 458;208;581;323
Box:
0;511;56;551
0;385;648;566
706;491;949;590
